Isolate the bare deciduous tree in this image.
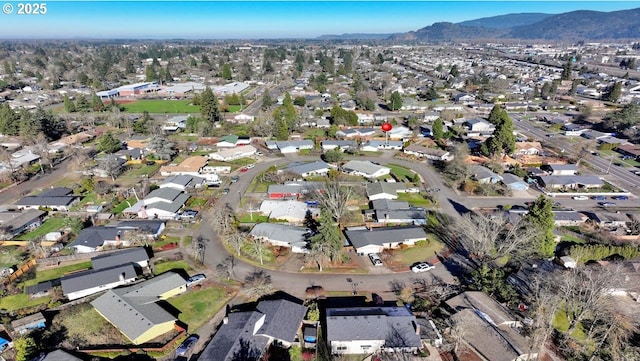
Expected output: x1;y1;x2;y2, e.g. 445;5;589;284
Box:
215;255;235;281
243;269;272;299
313;181;353;223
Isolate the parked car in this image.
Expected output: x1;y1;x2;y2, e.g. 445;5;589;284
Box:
246;163;255;169
411;262;435;273
181;209;198;219
176;335;199;356
592;195;606;201
599;202;617;208
368;253;383;267
612;195;629;200
230;176;240;183
240;167;249;173
633;170;640;176
222;188;230;195
256;151;264;156
186;274;206;287
572;196;589;200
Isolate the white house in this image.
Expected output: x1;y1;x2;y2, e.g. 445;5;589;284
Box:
342;160;390;179
259;200;318;223
216;135;252;148
403;144;452;161
344;225;427;255
360;140;404;151
514;142;543;156
61;264;137;301
249;223;309;253
284;161;332;178
209;145;257;161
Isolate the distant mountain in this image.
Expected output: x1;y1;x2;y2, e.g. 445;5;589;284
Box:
458;13;552;29
316;33;397;40
396;7;640;41
389;22;506;41
508;8;640;39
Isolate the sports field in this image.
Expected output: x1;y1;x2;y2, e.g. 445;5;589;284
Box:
122;99;200;113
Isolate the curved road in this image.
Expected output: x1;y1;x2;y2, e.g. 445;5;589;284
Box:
197;155;477;299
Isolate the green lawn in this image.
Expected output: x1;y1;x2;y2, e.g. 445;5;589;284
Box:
169;286;231;331
238;214;269;223
187;198;208;208
561;234;586;244
122;163;161;178
240;241;276;265
0;246;26;268
388;164;417;182
154;236;180;249
71;191;100;211
394;237;445;265
23;261;92;287
154;260;191;274
122;100;200;113
396;192;433;207
0;293;50;311
225;105;242;113
553;308;588;342
112;197;137;214
17;218;67;241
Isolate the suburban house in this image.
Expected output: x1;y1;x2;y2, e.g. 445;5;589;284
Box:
326;306;422;355
360;140;404;151
199;299;307;361
161;115;188;132
547;164;579;176
67;220;165;253
61;264;137;300
123;187;190;220
259;200;318;224
342;160;391;179
284;161;332;178
501;173;529;191
159;156;209;177
216;135;252;148
91;271;187;344
11;312;46;336
15;187;79;211
38;349;84;361
265;140;314;154
209;145;257;162
321;140;358;152
267;184;308;200
374;208;426;225
445;291;535;361
403;144;452;161
90;247;150;272
26;280;59;299
538;175;603;190
617;144;640;160
159;174;206;191
553;211;588;226
472;166;503;184
386;126;413;140
464;119;495;135
454;93;476;104
249;223;309;253
344;225;428;255
589;212;631;229
0;209;46;240
336;128;376;139
514;142;543;156
366;182;411;201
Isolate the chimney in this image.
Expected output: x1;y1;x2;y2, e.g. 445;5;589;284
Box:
115;233;121;242
223;316;229;324
119;272;125;282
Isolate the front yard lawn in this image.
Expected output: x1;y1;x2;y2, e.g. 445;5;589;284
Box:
388;164;417;182
153;259;191;274
122;163;161;178
112;197;137;214
393;237;445;265
169;286;232;331
238;214;269;223
17;217;67;241
396;192;433;207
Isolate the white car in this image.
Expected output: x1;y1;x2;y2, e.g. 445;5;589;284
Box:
246;164;255;169
572;196;589;200
411;262;435;273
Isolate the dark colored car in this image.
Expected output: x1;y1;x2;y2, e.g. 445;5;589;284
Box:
592;195;606;201
612;195;629;200
222;188;230;195
176;335;199;356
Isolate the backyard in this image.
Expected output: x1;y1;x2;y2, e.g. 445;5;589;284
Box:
17;217;67;241
169;286;233;331
23;260;92;287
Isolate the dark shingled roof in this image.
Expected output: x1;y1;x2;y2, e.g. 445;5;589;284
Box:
61;264;136;295
91;247;150;270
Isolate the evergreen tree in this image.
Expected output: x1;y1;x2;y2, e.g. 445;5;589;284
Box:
388;91;403;111
432;118;444;140
273;116;289;141
524;195;556;257
63;94;76;113
261;93;273;111
0;103;19;135
486;109;515;156
91;94;105;112
449;64;459;77
200;86;222;123
75;94;88;111
561;58;572;80
309;210;343;265
145;65;158;82
487;104;502;125
603;81;622;103
97;131;122;154
220;63;233;80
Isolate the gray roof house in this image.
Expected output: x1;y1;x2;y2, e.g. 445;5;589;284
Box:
366;182;408;200
250;223;308;253
446;291;535;361
91;271;186;344
123;187;190;220
285;161;332;178
61;263;137;301
548;164;579;176
342;160;391;179
11;312;46;336
326;306;422;355
199;299;307;361
159;174;206;191
473;165;503;184
501;173;529;191
0;209;46;240
374;209;426;225
321;140;357;151
538;175;603;189
371;199;410;210
15;187;79;211
67;220;165;253
91;247;150;271
344;225;427;254
39;350;84;361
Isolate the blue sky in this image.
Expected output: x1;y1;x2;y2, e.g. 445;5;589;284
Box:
1;1;638;39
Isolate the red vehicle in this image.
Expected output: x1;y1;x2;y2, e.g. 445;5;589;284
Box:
240;167;249;172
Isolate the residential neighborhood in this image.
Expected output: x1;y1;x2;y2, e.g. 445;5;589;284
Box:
2;4;640;361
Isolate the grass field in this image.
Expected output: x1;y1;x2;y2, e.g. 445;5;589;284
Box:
0;246;25;268
112;197;137;214
169;286;232;331
0;293;50;311
123;100;200;114
153;259;191;274
53;303;127;346
396;192;433;207
388;164;417;182
393;238;445;265
24;260;92;287
17;218;67;241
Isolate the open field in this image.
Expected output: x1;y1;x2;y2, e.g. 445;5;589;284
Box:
169;286;232;331
122;100;200;114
